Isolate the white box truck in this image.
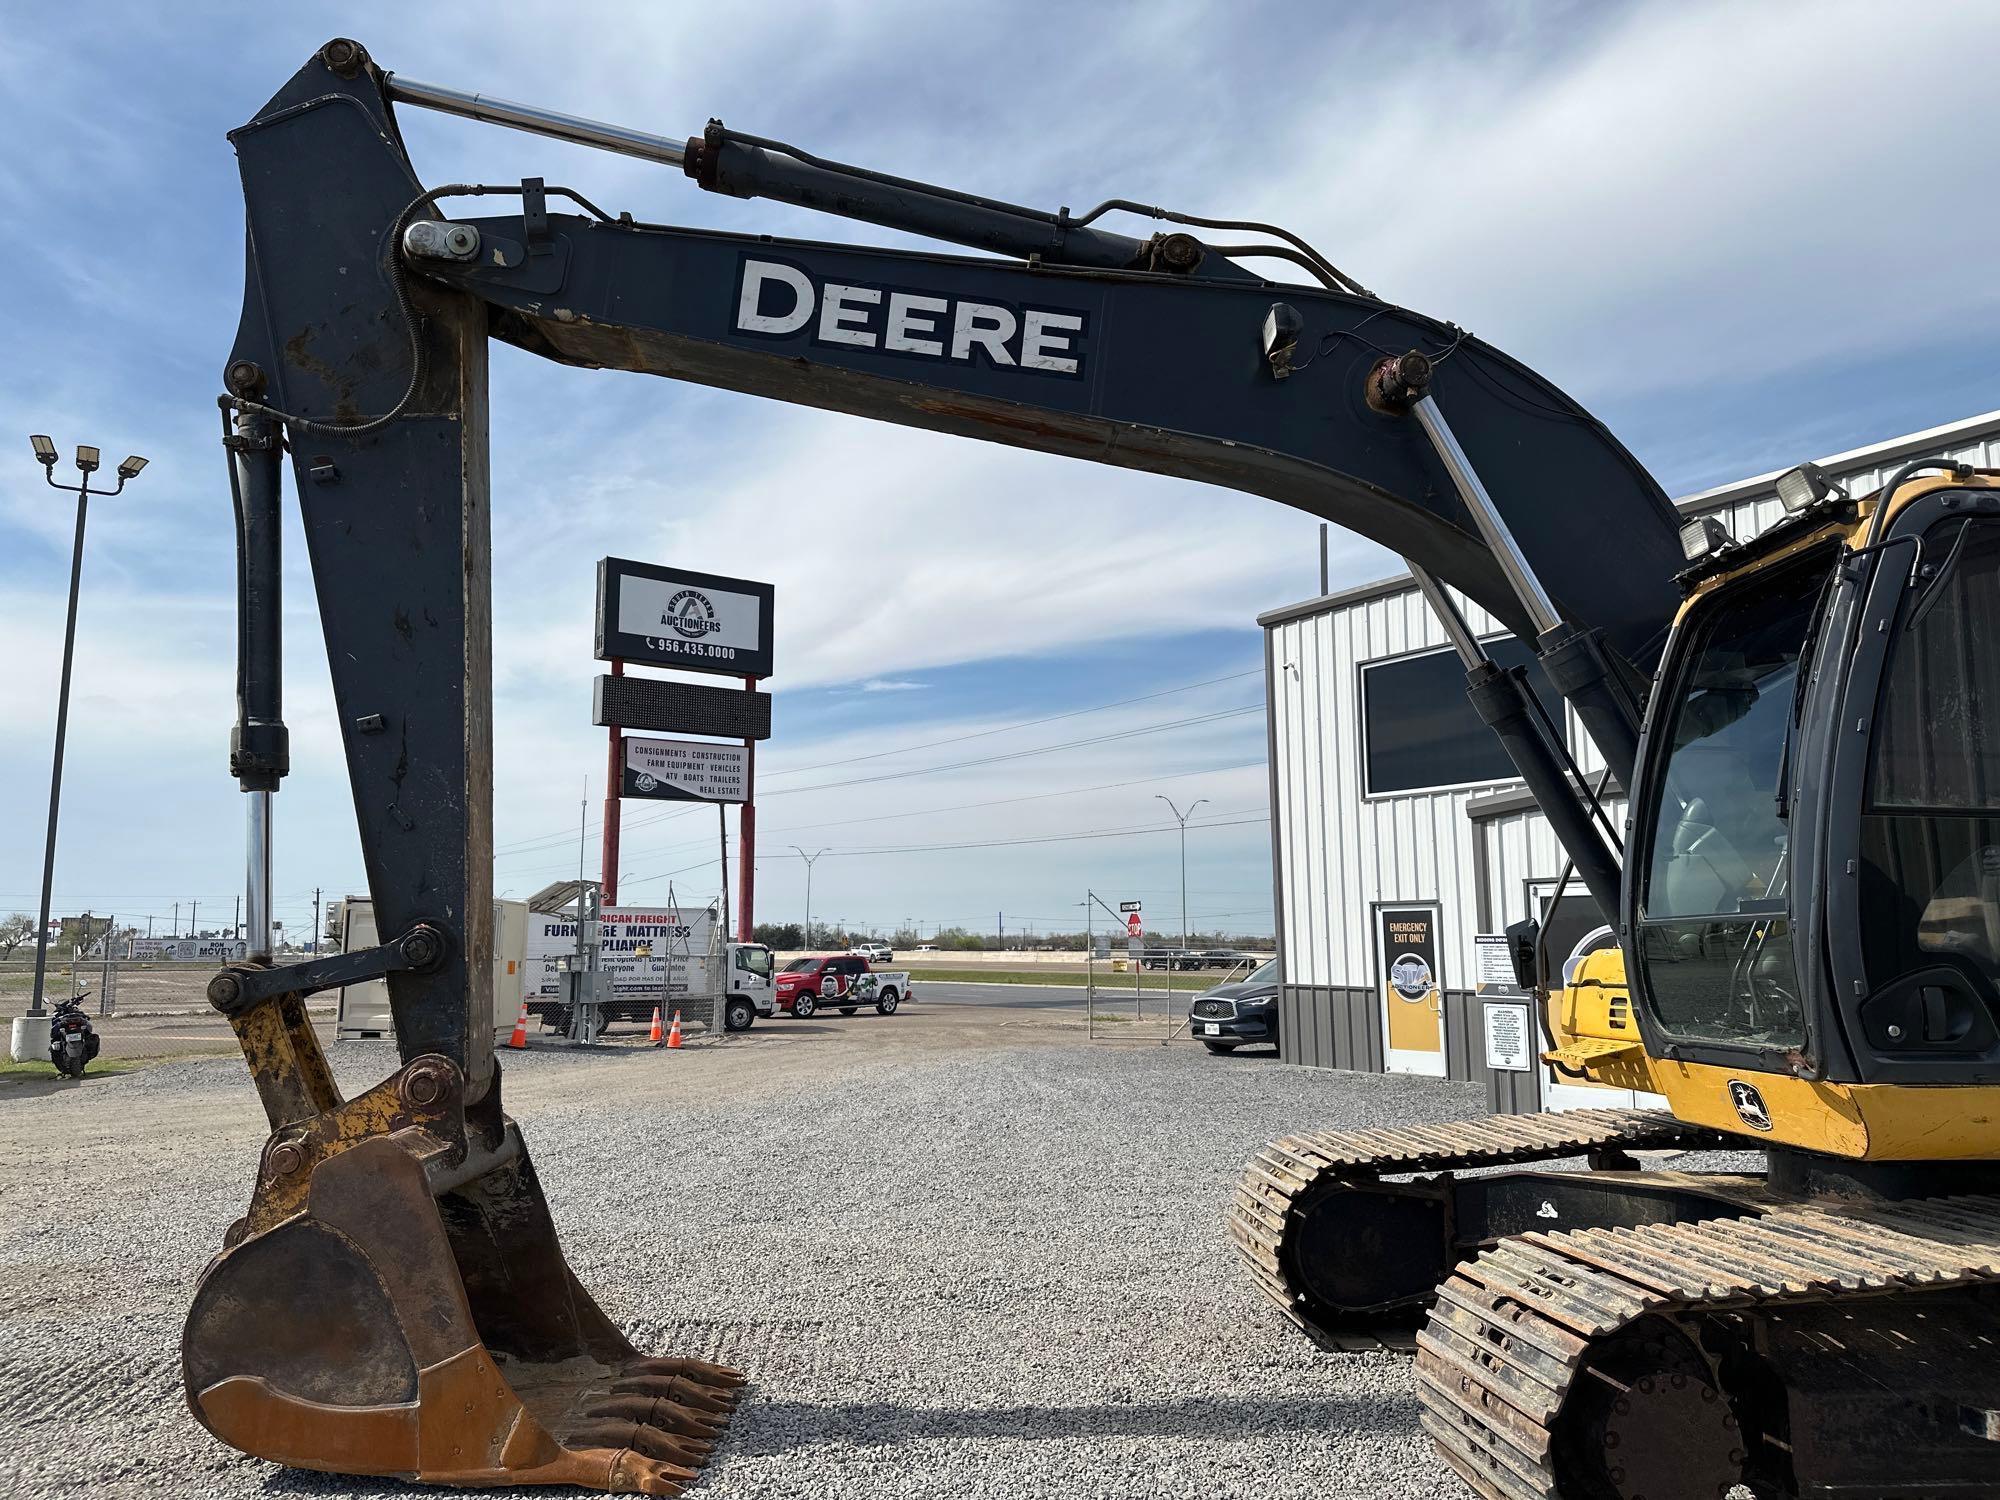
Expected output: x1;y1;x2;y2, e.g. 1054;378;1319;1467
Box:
524;905;775;1033
334;897;529;1040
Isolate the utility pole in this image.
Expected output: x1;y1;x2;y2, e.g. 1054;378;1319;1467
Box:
1156;795;1210;951
189;897;199;939
792;847;826;950
172;901;179;937
311;887;322;956
716;804;729;939
146;915;153;938
997;911;1003;951
23;436;147;1015
233;893;241;939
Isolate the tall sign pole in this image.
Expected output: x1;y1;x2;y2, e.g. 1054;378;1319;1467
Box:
738;674;756;940
601;659;623;903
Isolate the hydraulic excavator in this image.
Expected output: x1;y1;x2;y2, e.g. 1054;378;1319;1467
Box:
189;36;2000;1500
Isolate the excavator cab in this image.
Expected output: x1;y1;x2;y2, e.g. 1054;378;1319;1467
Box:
1622;473;2000;1147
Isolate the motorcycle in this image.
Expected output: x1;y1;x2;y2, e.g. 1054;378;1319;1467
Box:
48;993;101;1078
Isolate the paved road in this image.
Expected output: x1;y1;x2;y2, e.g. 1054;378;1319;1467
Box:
909;980;1093;1012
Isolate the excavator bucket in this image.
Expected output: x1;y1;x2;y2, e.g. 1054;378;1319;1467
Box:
181;993;741;1494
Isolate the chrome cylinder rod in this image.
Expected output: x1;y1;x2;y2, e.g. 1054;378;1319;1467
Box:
245;790;273;962
384;73;687;168
1410;393;1564;639
1407;562;1490;670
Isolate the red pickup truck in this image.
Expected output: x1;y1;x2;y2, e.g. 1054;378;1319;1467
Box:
773;954;913;1018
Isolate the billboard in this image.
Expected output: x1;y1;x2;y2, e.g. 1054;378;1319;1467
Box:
623;736;750;803
595;558;774;678
524;906;719;1004
127;938;249;963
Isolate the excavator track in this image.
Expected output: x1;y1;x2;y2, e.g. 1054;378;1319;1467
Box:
1228;1109;1728;1342
1417;1194;2000;1499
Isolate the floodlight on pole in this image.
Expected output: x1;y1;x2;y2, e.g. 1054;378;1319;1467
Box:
22;434;147;1016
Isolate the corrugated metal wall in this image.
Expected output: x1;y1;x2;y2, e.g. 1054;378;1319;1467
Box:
1265;409;2000;1091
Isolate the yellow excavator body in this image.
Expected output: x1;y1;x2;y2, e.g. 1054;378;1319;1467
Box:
1550;942;2000;1160
1235;473;2000;1497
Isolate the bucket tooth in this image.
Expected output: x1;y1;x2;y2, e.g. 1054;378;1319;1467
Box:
182;1057;742;1493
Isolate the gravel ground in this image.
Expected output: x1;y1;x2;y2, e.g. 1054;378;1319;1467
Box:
0;1014;1493;1499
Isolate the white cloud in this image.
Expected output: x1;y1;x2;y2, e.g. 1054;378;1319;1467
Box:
859;679;929;693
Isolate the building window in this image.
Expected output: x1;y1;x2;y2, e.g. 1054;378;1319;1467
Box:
1360;638;1560;796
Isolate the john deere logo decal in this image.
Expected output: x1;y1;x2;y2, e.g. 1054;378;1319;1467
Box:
1727;1080;1773;1132
665;589;722;640
1389;953;1433;1001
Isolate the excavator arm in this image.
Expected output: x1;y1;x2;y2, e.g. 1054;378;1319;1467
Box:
190;38;1688;1494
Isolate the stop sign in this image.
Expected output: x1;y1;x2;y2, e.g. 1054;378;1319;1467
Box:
1126;911;1142;936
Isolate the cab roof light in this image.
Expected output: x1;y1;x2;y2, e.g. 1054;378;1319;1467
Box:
1678;516;1732;562
1776;461;1847;514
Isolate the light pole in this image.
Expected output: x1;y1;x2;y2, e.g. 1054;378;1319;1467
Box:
792;847;827;949
1155;795;1209;952
24;437;147;1017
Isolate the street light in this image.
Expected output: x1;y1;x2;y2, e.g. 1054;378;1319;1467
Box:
792;846;828;950
1155;795;1210;953
23;436;147;1016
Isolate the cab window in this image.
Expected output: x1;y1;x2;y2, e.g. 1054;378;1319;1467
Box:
1860;520;2000;996
736;947;772;977
1637;552;1828;1046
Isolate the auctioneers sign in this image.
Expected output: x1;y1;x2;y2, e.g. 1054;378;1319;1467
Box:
596;558;774;678
622;735;750;804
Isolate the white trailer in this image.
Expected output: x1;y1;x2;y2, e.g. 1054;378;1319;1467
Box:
334;897;529;1040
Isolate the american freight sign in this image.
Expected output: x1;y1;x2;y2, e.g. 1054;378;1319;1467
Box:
596;558;774;678
623;735;750;804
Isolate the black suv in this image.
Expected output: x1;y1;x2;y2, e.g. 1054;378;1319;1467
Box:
1186;958;1279;1054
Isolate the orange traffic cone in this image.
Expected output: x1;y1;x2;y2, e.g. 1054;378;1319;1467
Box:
667;1010;684;1050
649;1006;664;1044
507;998;530;1050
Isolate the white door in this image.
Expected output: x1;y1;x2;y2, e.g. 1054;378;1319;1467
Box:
1376;904;1448;1077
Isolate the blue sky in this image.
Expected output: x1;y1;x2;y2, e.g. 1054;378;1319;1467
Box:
1;1;1995;943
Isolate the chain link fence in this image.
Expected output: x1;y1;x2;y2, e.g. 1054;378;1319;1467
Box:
0;954;223;1017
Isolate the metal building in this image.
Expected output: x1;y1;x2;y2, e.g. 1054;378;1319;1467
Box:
1261;407;2000;1109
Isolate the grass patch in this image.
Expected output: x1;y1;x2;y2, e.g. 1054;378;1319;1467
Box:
907;967;1218;992
0;1054;153;1081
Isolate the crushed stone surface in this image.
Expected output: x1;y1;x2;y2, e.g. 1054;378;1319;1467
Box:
0;1013;1491;1498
